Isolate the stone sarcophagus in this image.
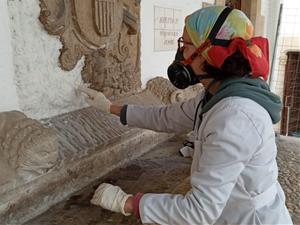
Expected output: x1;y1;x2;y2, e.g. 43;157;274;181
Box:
0;94;172;225
39;0;141;99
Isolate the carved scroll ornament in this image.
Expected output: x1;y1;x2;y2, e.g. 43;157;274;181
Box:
146;77;205;105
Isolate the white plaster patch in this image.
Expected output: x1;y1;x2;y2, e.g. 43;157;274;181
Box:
8;0;88;119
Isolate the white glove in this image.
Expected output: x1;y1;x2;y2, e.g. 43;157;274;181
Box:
77;85;111;113
91;183;132;216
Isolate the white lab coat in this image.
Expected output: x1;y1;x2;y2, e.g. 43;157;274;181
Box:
126;93;293;225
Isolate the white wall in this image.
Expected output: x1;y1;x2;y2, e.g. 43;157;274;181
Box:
5;0;87;119
0;0;19;112
140;0;214;88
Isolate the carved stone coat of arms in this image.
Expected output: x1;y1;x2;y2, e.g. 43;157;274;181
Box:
39;0;141;99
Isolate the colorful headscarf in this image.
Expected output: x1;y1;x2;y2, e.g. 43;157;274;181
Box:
185;6;269;80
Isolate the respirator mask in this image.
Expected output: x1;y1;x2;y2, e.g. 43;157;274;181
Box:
167;7;233;89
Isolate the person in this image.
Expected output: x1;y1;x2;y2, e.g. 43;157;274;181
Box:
78;6;293;225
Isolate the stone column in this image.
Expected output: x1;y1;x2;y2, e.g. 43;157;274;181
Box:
241;0;265;36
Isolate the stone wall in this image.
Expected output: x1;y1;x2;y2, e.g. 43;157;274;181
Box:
5;0;88;119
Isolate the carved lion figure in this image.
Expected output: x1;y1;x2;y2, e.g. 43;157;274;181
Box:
0;111;58;182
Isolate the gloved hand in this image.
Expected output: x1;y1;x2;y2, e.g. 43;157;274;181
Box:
77;85;111;113
91;183;133;216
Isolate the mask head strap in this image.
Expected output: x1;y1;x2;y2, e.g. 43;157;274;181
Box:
182;7;233;66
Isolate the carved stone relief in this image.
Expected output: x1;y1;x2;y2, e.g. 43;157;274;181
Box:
170;83;204;104
39;0;141;99
146;77;178;105
0;111;58;184
146;77;205;105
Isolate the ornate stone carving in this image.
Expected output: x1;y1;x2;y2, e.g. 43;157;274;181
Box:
39;0;141;99
146;77;205;104
170;83;204;104
146;77;178;105
0;111;58;183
